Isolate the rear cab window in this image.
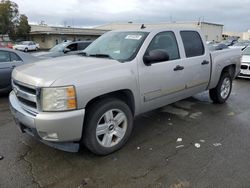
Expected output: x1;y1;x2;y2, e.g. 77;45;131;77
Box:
180;31;205;58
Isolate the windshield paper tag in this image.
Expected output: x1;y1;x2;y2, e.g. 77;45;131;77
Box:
125;35;142;40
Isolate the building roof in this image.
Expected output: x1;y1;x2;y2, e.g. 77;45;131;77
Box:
30;25;108;36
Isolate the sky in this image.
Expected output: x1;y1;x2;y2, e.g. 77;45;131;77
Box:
12;0;250;32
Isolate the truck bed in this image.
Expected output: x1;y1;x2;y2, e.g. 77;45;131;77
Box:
208;48;242;89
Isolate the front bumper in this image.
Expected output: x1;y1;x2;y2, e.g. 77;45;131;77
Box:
238;63;250;78
9;91;85;152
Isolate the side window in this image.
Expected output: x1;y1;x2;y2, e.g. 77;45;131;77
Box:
146;31;180;61
10;52;22;62
67;43;78;51
180;31;205;58
77;42;91;50
0;51;10;63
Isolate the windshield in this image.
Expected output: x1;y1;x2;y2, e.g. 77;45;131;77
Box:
243;47;250;55
50;42;69;52
83;31;148;62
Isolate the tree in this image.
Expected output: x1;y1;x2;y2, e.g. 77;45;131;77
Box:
17;14;31;40
0;0;19;40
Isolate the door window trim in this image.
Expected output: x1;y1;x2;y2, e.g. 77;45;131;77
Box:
144;31;180;64
180;30;205;58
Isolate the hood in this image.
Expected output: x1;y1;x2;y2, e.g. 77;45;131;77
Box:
242;55;250;64
12;55;120;87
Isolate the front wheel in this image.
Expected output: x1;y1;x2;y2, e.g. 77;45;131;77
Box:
82;98;133;155
209;72;232;104
24;48;28;52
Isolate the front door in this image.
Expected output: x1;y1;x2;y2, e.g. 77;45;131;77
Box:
138;31;187;112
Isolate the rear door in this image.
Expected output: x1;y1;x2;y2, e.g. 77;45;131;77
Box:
179;31;211;93
0;51;23;90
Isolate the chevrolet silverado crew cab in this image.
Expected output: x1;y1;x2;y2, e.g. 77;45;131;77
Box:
9;28;241;155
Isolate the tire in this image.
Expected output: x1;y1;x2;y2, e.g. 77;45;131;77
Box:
82;98;133;155
35;47;38;51
209;72;232;104
24;48;28;52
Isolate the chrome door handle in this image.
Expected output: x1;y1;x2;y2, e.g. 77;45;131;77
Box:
174;65;184;71
201;60;209;65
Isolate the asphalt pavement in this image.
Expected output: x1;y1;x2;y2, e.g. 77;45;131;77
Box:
0;79;250;188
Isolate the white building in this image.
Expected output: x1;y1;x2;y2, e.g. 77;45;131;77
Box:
243;30;250;40
223;30;250;41
30;25;107;49
95;21;224;42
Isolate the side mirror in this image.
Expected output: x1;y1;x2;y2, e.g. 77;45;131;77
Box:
63;48;71;53
143;49;170;66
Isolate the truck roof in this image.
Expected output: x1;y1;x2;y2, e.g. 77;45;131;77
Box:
110;27;201;33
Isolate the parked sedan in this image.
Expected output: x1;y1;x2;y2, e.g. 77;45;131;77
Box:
208;43;229;51
221;39;238;46
238;46;250;78
0;48;40;93
33;41;92;58
13;41;40;52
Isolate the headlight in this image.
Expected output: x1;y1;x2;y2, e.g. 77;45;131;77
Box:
41;86;77;112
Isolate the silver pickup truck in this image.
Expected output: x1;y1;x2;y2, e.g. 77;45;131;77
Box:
9;28;241;155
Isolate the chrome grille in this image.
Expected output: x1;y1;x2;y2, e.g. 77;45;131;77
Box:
12;80;38;115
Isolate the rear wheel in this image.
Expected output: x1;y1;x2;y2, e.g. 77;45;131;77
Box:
82;98;133;155
209;72;232;104
24;48;28;52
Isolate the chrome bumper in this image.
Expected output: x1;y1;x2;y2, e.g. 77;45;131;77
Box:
9;91;85;152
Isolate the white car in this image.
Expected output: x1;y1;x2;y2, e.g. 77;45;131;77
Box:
238;46;250;78
13;41;39;52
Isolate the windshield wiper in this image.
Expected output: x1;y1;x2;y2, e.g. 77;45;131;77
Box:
88;53;113;59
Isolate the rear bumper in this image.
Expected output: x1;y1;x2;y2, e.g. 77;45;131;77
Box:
9;91;85;152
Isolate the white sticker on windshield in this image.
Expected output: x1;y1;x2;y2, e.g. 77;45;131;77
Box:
125;35;142;40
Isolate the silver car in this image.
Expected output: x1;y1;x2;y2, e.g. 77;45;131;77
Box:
0;48;40;93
